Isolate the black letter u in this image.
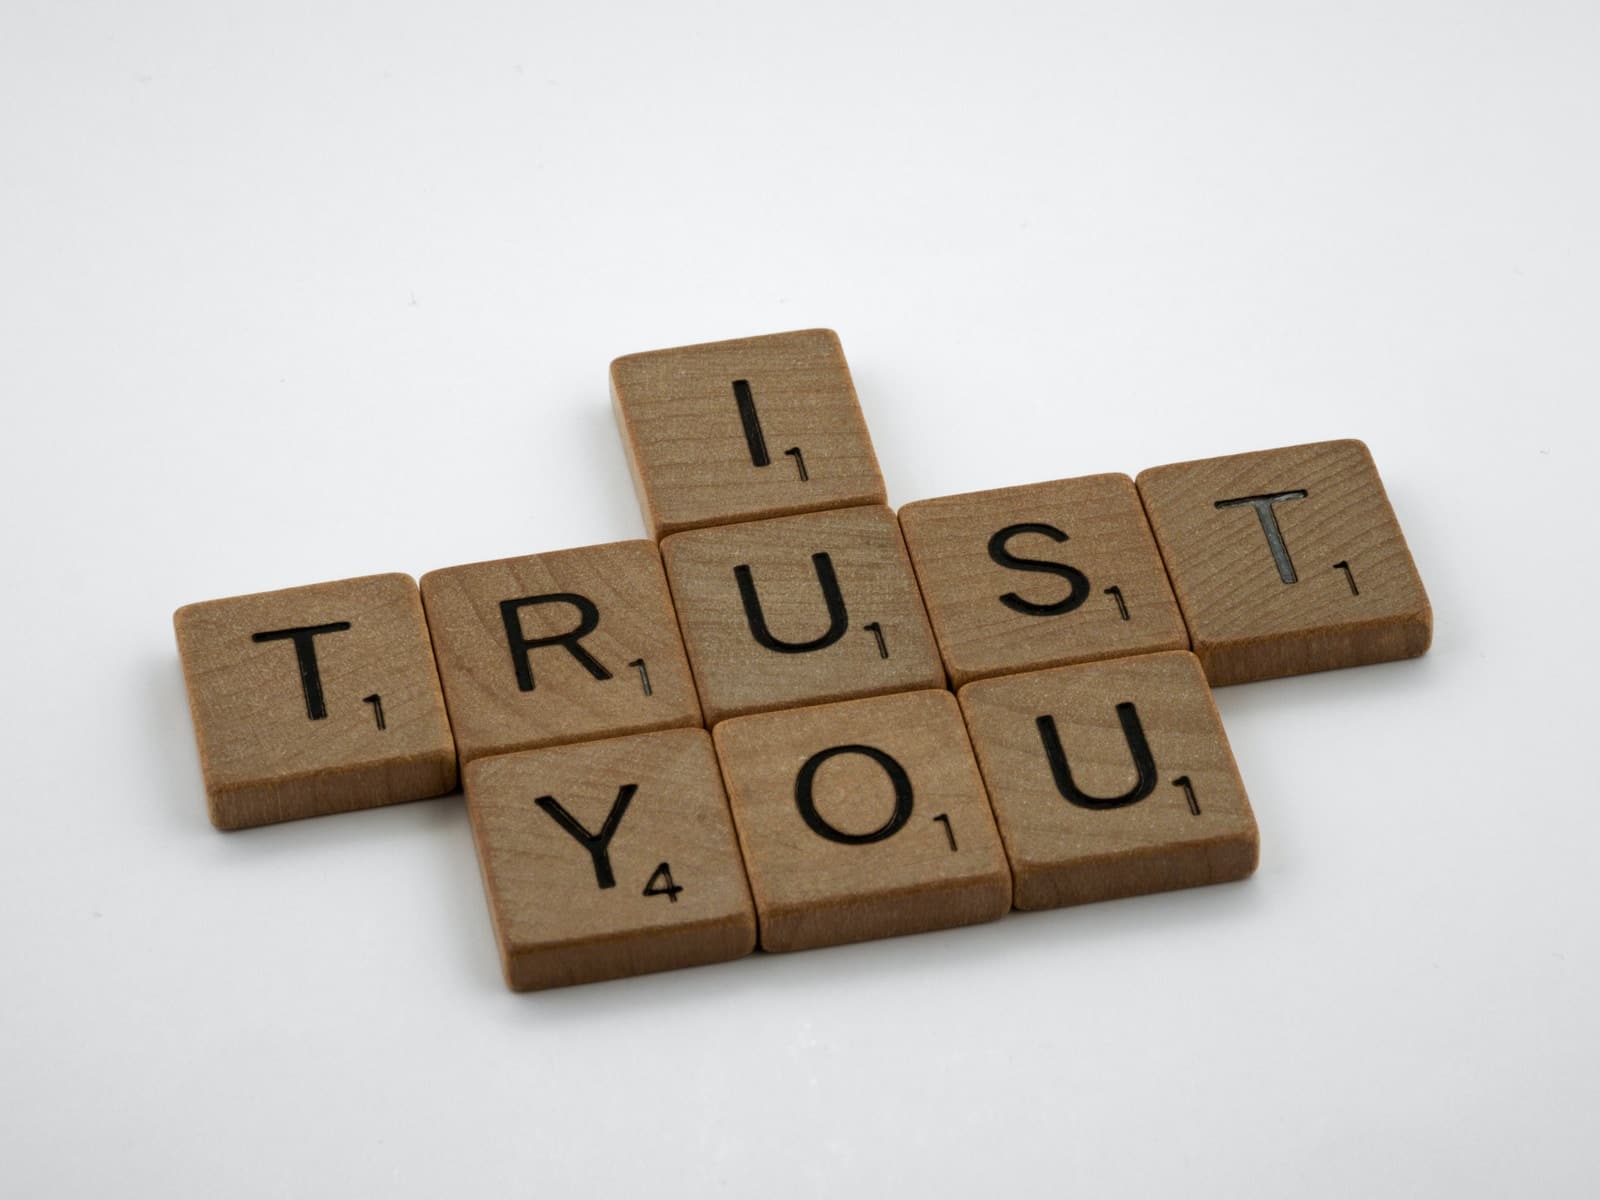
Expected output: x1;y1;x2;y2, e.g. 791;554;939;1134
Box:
734;552;849;654
1036;704;1158;810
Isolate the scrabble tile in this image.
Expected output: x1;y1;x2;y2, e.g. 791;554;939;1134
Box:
420;541;701;765
465;729;756;991
899;473;1190;687
174;574;457;830
1137;439;1432;685
958;651;1258;910
611;328;887;538
660;505;944;725
713;690;1011;952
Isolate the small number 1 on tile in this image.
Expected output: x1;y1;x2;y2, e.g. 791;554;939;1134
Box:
1172;776;1200;816
362;694;385;731
864;622;888;658
933;813;957;851
1334;560;1360;596
627;659;653;696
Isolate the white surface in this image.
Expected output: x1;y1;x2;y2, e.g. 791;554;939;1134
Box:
3;2;1597;1195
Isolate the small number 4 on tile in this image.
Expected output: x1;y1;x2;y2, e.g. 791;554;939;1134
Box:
464;729;757;991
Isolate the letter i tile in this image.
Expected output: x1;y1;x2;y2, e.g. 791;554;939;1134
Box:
174;574;457;829
1136;440;1431;685
958;651;1258;910
611;328;887;538
464;729;756;991
421;541;702;765
713;690;1011;953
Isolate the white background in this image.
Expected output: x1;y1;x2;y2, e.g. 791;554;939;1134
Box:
3;2;1596;1195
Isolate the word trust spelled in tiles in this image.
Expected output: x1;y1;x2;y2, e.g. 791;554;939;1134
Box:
465;729;756;991
174;574;457;830
959;652;1257;910
611;329;887;538
421;541;701;764
1137;439;1432;685
714;691;1011;953
173;321;1437;992
900;474;1190;687
661;505;944;724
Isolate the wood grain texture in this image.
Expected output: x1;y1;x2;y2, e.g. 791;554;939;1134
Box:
660;505;944;725
611;328;887;538
1136;439;1432;685
713;690;1011;953
899;473;1189;687
420;540;701;765
465;729;756;991
958;651;1257;910
174;574;457;830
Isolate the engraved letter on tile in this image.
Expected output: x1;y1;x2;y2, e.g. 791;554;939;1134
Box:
987;523;1092;617
1035;704;1158;810
534;784;637;889
794;743;914;845
500;593;613;691
1214;491;1309;585
734;552;850;654
250;621;352;720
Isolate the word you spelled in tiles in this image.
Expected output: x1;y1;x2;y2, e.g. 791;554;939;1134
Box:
175;329;1433;989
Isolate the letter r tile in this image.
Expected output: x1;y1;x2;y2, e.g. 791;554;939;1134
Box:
1137;439;1432;685
465;729;756;991
958;652;1258;910
421;541;701;765
611;328;888;538
713;690;1011;953
660;505;944;725
174;574;457;830
899;473;1189;687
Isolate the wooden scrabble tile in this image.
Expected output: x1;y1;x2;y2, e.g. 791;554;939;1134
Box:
958;651;1257;910
660;505;944;725
899;474;1190;688
465;729;756;991
611;328;888;538
713;690;1011;952
420;541;701;765
174;574;457;830
1137;439;1432;685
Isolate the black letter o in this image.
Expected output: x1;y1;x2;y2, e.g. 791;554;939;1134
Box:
794;744;914;845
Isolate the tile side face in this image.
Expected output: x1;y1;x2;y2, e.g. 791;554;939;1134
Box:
421;540;702;764
661;505;944;724
959;652;1258;910
899;474;1189;686
714;690;1011;953
1137;439;1431;685
465;729;756;991
173;573;457;829
611;328;887;537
